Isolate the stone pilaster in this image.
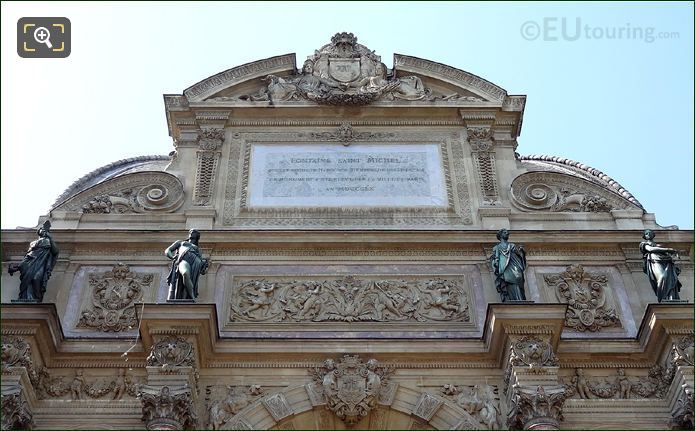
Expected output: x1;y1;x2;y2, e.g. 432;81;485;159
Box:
1;368;36;431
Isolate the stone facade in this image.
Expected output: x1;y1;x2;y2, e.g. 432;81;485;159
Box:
2;33;693;430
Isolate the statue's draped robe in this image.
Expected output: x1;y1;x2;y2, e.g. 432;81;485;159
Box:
17;237;58;301
640;240;681;302
490;242;526;301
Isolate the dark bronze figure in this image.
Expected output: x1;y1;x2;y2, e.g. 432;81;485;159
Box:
489;228;527;301
8;220;59;302
165;229;209;300
640;229;681;302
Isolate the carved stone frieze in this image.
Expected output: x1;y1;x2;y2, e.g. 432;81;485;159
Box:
206;385;263;430
230;276;469;323
147;336;194;368
30;367;136;400
55;172;185;214
543;265;621;332
1;388;33;431
78;264;153;332
507;385;567;430
309;355;394;427
309;123;394;145
139;385;197;430
510;172;638;213
440;384;503;430
563;367;674;400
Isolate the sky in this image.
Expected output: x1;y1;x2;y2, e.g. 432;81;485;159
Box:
1;1;693;229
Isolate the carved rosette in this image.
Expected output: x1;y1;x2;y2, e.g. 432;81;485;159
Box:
78;264;153;332
230;276;469;323
1;388;33;431
543;265;621;332
147;336;194;368
507;385;567;430
310;355;393;427
139;386;196;430
510;172;636;213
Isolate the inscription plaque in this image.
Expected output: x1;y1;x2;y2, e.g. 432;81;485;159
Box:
248;144;447;207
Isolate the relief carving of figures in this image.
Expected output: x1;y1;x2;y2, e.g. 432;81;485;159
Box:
309;355;393;427
7;220;59;303
1;388;34;431
640;229;682;302
238;33;440;105
230;276;469;323
670;335;694;367
139;386;197;430
564;367;674;400
146;336;194;368
78;264;153;332
489;229;527;301
507;385;567;430
31;367;135;400
206;385;263;430
441;384;503;430
543;265;621;332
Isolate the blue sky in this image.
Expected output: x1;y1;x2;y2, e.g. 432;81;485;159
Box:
1;1;693;229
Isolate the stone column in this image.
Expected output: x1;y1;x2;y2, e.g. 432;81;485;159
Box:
139;335;198;430
503;331;567;430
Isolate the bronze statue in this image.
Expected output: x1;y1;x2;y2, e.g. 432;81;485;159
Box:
8;220;59;302
165;229;209;300
639;229;681;302
489;229;527;301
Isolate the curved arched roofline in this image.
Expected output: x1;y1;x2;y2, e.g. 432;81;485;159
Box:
50;155;170;210
183;54;297;102
519;154;642;208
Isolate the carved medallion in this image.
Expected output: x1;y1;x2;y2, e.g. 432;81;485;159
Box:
78;264;153;332
310;355;393;427
543;265;621;332
146;336;194;367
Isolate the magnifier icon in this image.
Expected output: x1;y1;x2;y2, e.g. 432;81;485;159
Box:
33;26;53;49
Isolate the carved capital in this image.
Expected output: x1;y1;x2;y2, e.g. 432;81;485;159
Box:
1;387;34;431
139;385;196;430
670;386;694;430
507;385;567;430
466;126;494;152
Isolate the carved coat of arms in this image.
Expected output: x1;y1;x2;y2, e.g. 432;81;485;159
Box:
311;355;393;427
